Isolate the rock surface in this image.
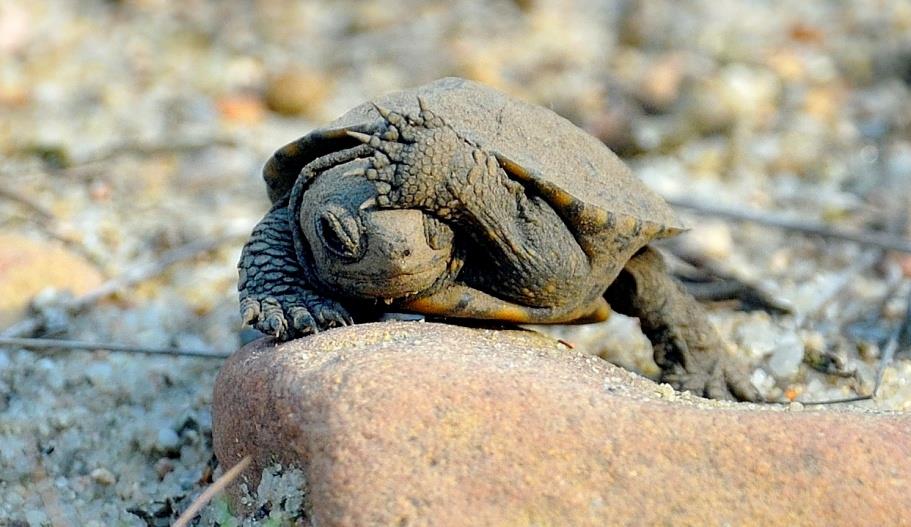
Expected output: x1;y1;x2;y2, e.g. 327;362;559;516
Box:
0;234;103;326
213;322;911;526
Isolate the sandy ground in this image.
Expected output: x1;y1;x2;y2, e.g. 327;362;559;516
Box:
1;0;910;524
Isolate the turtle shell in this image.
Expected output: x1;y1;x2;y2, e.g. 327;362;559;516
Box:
263;77;683;236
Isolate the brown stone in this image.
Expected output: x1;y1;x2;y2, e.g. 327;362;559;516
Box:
263;68;332;118
0;234;103;326
213;322;911;526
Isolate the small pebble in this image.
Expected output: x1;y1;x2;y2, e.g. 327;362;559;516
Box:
767;335;805;380
156;427;180;451
264;68;332;118
680;221;733;260
25;510;47;526
90;468;116;486
155;458;175;480
801;331;825;356
655;383;677;401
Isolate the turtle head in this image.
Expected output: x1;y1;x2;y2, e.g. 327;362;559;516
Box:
298;162;455;301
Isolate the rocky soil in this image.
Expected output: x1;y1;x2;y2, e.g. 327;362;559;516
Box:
1;0;910;524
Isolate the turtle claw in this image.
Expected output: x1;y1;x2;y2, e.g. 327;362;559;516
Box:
661;362;759;402
289;306;319;336
359;197;378;211
239;294;352;341
316;305;353;328
353;96;468;213
372;102;393;120
416;95;430;113
260;297;289;339
373;102;410;131
345;130;377;146
342;167;366;178
240;297;260;326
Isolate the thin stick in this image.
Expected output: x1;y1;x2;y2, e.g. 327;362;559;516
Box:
73;231;246;311
800;395;873;406
873;286;911;397
0;184;55;220
0;336;230;358
1;138;239;180
1;229;247;338
667;198;911;254
793;250;882;328
172;455;252;527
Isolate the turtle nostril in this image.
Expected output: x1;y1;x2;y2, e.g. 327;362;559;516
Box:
402;248;412;257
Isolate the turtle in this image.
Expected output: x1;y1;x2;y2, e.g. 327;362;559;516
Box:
238;77;759;401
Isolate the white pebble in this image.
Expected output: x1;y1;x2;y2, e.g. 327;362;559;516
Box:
25;509;47;526
156;427;180;450
36;358;65;392
750;368;774;394
767;334;805;380
90;468;116;485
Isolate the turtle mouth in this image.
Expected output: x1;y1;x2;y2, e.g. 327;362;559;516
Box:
335;264;442;281
332;260;448;299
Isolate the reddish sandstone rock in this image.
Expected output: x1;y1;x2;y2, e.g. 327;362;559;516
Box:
0;234;103;326
212;322;911;526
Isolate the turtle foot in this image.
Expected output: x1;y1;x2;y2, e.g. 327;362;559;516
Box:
240;293;353;341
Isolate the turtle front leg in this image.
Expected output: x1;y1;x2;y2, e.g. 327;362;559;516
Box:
238;202;353;341
605;247;760;402
346;100;596;310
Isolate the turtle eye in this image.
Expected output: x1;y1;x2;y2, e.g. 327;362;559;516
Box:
316;205;364;260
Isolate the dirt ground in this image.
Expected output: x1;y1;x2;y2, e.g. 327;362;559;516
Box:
1;0;910;524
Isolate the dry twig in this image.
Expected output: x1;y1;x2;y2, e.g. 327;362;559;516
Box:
74;232;245;311
0;336;229;358
793;250;882;328
1;230;246;338
667;197;911;254
874;286;911;397
0;184;55;220
172;455;252;527
800;394;873;406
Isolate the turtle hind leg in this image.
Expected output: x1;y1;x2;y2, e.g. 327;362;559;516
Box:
604;246;760;402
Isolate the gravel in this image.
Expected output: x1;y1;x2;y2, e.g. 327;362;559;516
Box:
1;0;909;523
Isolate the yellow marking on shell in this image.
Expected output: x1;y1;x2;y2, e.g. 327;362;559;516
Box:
638;221;660;238
590;207;609;226
616;214;639;234
404;296;533;323
404;296;448;314
589;302;611;322
489;305;534;323
551;189;576;208
570;299;611;323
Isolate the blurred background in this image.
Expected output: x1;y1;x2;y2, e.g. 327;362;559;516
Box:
1;0;910;523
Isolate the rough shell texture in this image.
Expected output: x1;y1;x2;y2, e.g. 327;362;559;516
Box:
266;77;683;231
